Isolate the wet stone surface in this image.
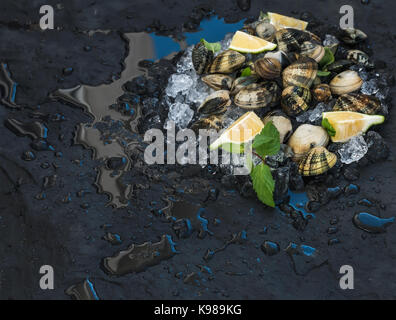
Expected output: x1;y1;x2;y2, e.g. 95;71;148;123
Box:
0;0;396;300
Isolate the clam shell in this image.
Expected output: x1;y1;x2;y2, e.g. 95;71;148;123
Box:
254;57;282;80
191;115;223;132
326;59;354;73
312;84;332;102
275;28;312;53
255;22;276;42
265;51;295;68
230;75;259;95
202;74;234;91
287;124;329;162
346;50;371;67
208;50;246;74
340;28;367;44
234;82;279;110
281;86;311;116
198;90;231;115
300;41;325;63
282;57;318;89
192;42;214;75
329;70;363;95
298;146;337;176
263;115;292;143
333;93;381;114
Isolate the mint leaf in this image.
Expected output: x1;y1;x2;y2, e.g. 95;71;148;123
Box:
252;121;280;158
317;70;331;77
322;118;336;136
250;163;275;207
241;67;251;77
319;47;335;70
200;39;221;53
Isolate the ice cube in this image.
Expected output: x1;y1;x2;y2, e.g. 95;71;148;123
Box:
360;79;379;95
308;103;327;123
338;135;368;164
165;73;194;98
323;34;339;48
168;102;194;128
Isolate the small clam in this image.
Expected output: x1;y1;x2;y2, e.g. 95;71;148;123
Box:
282;57;318;89
192;42;214;75
265;51;295;68
234;82;280;110
339;28;367;44
208;50;246;74
333;93;381;114
298;146;337;176
281;86;311;116
329;70;363;95
230;75;259;95
287;124;329;162
254;57;282;80
255;22;276;42
198;90;231;115
312;84;332;102
263;115;292;143
275;28;312;53
191;115;223;132
326;59;354;73
300;41;325;63
202;74;234;90
346;50;372;67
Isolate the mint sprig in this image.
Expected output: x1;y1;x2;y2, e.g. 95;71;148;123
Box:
249;121;280;208
200;39;221;53
319;47;335;70
240;67;252;77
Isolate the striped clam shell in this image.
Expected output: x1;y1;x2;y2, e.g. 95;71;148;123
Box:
191;115;223;132
333;93;381;114
346;50;371;67
275;28;312;53
281;85;311;116
312;84;332;102
192;42;214;75
339;28;367;44
202;74;234;90
198;90;231;115
300;41;325;63
298;146;337;176
208;50;246;74
230;75;259;95
282;57;318;89
255;22;276;42
254;57;282;80
234;82;279;109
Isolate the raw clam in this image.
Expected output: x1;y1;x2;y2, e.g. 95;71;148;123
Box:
281;86;311;116
234;82;280;110
346;50;371;67
282;57;318;89
312;84;332;102
326;59;354;73
208;50;246;74
192;42;214;75
265;51;295;68
230;75;259;95
333;93;381;114
287;124;329;162
275;28;312;53
300;41;325;63
263;114;292;143
191;115;223;132
298;146;337;176
254;57;282;80
255;22;276;42
329;70;363;95
339;28;367;44
202;74;234;90
198;90;231;115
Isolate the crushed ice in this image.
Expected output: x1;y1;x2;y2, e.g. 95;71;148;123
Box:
338;135;368;164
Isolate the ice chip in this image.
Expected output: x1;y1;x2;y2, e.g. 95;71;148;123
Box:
308;103;327;123
165;74;194;98
338;135;368;164
168;102;194;129
360;79;380;95
323;34;339;48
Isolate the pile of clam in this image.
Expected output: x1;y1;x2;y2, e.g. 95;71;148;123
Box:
190;18;380;177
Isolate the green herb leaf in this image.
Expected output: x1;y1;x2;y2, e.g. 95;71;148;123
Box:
250;163;275;207
241;67;252;77
200;39;221;53
316;70;331;77
252;121;280;158
322;118;336;137
319;47;335;70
